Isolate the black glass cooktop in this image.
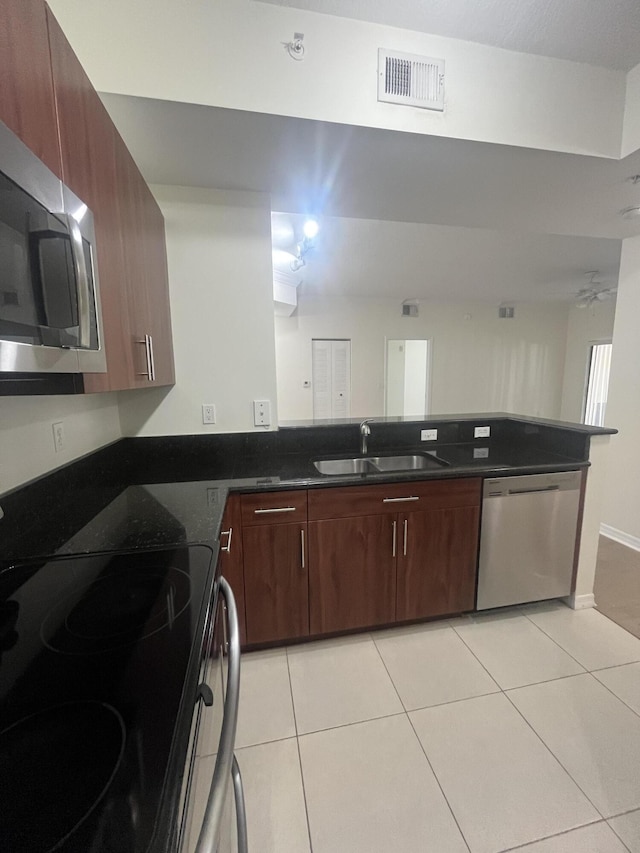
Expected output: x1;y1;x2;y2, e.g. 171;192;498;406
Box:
0;545;214;852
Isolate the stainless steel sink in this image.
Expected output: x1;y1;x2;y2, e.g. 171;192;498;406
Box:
313;453;449;475
313;458;375;475
369;454;446;471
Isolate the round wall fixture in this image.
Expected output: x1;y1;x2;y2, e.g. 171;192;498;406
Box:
286;33;305;60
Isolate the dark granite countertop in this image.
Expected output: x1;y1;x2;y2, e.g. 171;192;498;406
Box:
0;414;615;566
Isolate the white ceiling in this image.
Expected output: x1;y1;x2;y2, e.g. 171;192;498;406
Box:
100;94;633;302
253;0;640;71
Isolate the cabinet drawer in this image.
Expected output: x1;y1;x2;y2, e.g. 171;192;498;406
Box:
240;490;308;526
308;478;482;520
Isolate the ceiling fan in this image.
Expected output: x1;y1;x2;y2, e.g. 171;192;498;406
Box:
575;271;617;307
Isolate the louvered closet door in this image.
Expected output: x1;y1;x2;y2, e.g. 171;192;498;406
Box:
312;339;351;419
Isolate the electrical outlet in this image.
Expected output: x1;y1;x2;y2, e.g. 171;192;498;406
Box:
202;404;216;424
253;399;271;427
52;421;65;452
206;487;220;506
474;447;490;459
474;425;491;439
421;428;438;441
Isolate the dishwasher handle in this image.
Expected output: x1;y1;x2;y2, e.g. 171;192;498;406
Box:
508;485;559;496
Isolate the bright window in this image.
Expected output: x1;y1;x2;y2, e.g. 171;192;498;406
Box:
583;342;612;427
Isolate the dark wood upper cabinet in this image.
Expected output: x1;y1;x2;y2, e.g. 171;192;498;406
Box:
0;1;175;393
46;9;133;392
0;0;61;175
115;141;175;389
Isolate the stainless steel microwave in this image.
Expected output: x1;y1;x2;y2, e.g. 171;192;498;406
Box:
0;120;106;380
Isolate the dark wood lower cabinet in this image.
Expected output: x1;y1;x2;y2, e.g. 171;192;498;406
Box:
396;506;480;621
217;494;246;646
237;478;480;645
243;522;309;645
308;515;396;634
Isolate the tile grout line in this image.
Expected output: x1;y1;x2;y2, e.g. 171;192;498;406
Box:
589;669;640;722
519;606;640;672
495;819;633;853
371;631;473;853
285;646;314;853
500;686;607;823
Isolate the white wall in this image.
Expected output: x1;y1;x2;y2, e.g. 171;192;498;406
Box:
602;234;640;542
118;186;278;436
275;296;569;420
48;0;625;158
0;394;121;495
559;300;616;423
622;62;640;158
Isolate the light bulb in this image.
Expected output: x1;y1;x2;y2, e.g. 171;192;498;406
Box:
302;218;319;239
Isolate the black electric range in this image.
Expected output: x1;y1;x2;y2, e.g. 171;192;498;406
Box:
0;544;215;852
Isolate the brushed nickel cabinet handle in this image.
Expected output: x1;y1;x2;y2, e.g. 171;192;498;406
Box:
392;520;397;558
221;527;233;553
300;529;305;569
148;334;156;381
137;334;153;380
403;519;408;556
382;496;420;504
253;506;296;514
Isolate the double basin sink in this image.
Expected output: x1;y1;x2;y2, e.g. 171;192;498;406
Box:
314;452;450;476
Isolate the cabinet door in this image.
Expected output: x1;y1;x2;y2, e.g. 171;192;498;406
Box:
243;522;309;645
46;9;133;392
308;516;396;634
115;144;175;389
396;506;480;621
0;0;61;175
218;495;246;646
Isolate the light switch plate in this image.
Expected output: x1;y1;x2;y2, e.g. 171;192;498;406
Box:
474;425;491;438
421;428;438;441
474;447;490;459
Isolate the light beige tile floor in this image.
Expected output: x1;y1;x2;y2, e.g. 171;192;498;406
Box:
226;601;640;853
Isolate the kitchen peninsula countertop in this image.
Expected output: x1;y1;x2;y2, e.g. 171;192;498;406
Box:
0;413;615;566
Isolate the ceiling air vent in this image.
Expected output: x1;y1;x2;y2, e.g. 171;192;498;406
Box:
378;49;445;111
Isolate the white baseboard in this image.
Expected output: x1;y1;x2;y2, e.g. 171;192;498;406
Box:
564;593;595;610
600;524;640;552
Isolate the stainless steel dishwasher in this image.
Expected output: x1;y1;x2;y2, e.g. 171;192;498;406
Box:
476;471;582;610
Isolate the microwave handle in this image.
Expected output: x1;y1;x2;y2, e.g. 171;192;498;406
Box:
62;213;91;349
194;577;241;853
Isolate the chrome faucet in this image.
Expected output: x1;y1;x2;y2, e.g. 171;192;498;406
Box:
360;419;373;454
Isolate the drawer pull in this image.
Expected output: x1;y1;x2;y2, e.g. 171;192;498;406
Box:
382;496;420;503
253;506;297;514
392;520;397;557
221;527;233;552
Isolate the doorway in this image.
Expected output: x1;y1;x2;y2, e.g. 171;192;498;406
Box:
311;339;351;419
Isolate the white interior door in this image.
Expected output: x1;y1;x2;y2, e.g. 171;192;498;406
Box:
312;339;351;419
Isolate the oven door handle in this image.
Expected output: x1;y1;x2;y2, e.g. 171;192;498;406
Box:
194;577;241;853
232;754;248;853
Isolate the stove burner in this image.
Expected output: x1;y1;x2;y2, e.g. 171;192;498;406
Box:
0;701;126;852
41;566;191;654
